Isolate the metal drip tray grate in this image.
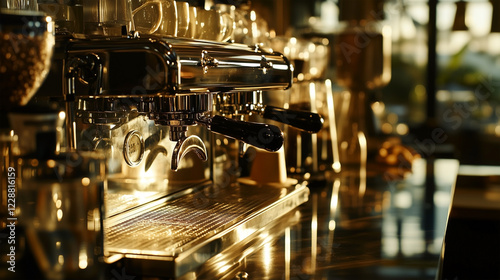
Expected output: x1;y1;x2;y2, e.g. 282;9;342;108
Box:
104;181;309;278
106;194;265;252
105;191;161;218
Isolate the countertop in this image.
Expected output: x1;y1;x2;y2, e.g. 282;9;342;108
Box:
190;158;460;280
6;158;492;280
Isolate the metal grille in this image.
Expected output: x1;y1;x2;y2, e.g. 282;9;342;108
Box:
105;191;160;217
105;184;286;253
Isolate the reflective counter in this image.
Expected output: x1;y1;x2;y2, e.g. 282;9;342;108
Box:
229;158;459;280
0;158;460;279
185;158;459;280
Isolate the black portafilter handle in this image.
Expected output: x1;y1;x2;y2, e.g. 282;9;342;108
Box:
262;106;324;134
202;115;284;152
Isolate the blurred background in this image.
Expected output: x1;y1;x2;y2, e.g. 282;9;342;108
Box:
253;0;500;165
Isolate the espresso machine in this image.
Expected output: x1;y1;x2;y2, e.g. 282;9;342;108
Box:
66;36;310;278
0;1;326;278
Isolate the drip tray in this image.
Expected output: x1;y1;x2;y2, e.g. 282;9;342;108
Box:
104;181;309;278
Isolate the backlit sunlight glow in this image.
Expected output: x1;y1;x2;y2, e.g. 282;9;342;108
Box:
262;242;273;275
79;249;88;269
218;264;232;274
466;1;492;37
285;227;291;280
329;179;340;231
358;131;367;199
325;79;341;173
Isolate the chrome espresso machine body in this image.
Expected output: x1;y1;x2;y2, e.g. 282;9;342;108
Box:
37;33;313;278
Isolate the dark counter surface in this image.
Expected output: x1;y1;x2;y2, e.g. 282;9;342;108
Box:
9;158;499;280
191;158;460;280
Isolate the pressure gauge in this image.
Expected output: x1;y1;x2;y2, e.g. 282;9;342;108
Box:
123;130;144;167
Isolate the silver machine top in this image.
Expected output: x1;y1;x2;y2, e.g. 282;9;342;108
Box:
60;35;294;171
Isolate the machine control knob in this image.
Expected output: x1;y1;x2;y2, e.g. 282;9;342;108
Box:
200;50;219;74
